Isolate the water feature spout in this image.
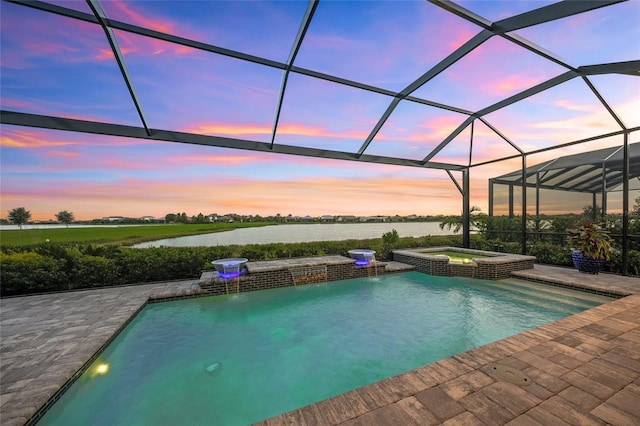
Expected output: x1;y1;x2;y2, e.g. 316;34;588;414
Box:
212;258;247;293
348;249;377;278
348;249;376;266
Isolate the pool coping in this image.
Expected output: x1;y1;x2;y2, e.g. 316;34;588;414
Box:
1;265;639;425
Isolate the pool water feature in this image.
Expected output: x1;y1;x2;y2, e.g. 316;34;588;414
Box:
36;272;614;425
348;249;378;278
348;249;376;266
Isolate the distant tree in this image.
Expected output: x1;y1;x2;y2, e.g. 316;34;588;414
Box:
165;213;177;223
582;204;603;219
439;206;487;234
55;210;74;227
633;195;640;215
179;212;188;224
8;207;31;229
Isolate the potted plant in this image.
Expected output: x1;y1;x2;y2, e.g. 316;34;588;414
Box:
566;219;613;274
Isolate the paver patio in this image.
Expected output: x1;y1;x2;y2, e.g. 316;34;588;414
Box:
1;265;639;425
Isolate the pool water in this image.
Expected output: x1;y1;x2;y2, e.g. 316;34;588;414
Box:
37;272;613;425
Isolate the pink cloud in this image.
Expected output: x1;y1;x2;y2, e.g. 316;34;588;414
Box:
0;98;37;109
108;0;177;34
1;9;109;67
186;121;371;141
0;129;76;149
552;99;598;112
113;29;194;59
46;150;81;158
376;111;468;145
169;153;272;167
484;74;545;96
0;127;153;151
94;46;137;61
4;169;480;221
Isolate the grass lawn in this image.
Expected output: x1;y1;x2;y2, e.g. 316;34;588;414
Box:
0;222;277;247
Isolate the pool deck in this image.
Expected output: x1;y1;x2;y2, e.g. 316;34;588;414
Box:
1;265;640;425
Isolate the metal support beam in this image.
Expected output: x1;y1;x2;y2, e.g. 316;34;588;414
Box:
476;71;577;118
488;179;494;216
521;155;528;255
430;0;579;71
492;0;625;33
477;117;524;155
602;164;608;216
357;99;401;156
6;0;471;121
582;76;627;130
358;30;491;157
468;120;474;166
270;0;318;149
535;172;540;217
622;132;630;275
86;0;151;135
509;184;514;218
470;127;640;168
462;168;470;248
423;116;474;163
0;110;466;171
434;72;576;166
579;60;640;77
446;170;464;195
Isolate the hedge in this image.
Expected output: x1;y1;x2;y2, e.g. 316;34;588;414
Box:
1;234;638;297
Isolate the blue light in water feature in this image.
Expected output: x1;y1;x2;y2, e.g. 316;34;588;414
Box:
220;271;241;280
355;259;371;267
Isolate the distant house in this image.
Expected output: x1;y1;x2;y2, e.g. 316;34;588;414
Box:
301;215;315;222
140;216;164;223
360;216;389;222
104;216;124;222
320;215;334;222
337;215;358;222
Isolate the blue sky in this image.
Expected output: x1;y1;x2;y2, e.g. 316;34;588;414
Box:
1;0;638;220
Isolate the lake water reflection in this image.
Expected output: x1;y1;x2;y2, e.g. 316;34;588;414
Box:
132;222;456;248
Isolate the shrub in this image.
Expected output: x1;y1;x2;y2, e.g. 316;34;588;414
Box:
2;234;636;297
608;249;640;275
0;252;67;296
380;229;399;260
116;248;206;283
527;243;573;267
69;255;121;289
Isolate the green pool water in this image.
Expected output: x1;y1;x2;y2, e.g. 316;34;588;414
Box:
37;272;613;425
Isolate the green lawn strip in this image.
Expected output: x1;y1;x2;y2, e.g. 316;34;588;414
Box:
0;222;277;247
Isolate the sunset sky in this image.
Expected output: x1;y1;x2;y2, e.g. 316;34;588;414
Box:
1;0;639;221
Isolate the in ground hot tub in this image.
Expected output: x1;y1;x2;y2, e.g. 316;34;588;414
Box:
392;247;535;280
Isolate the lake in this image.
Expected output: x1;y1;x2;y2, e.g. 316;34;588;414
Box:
132;222;458;248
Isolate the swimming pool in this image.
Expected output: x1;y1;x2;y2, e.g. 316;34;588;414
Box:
37;271;613;425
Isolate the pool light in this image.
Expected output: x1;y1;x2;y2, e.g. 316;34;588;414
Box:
95;363;109;375
219;271;242;280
